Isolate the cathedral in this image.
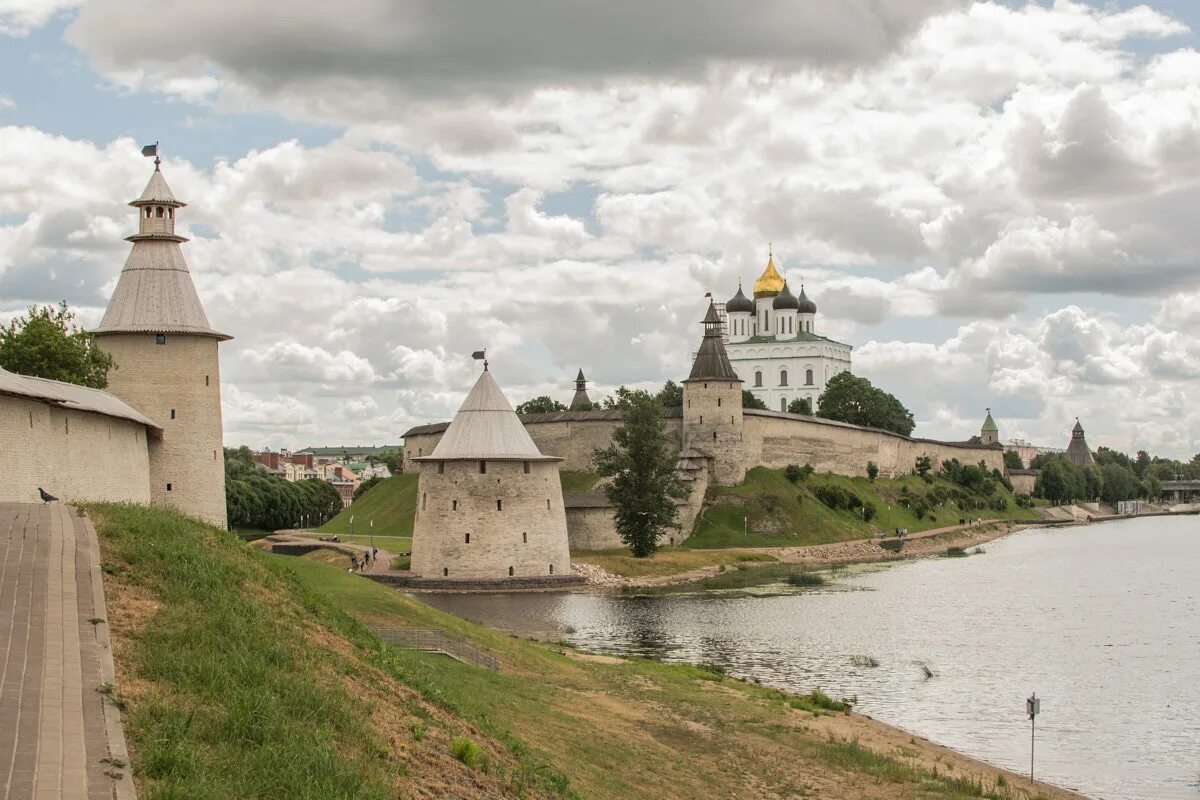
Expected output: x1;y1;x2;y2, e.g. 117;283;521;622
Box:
719;250;852;413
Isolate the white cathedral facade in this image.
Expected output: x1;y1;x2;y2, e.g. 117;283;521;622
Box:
719;251;852;413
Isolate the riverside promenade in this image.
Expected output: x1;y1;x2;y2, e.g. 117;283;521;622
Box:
0;503;134;800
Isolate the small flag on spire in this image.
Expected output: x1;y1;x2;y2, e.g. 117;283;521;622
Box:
470;350;486;361
141;143;158;158
704;292;712;298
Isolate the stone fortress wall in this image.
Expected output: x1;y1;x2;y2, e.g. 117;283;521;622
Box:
96;334;228;526
410;458;572;579
404;409;1003;480
0;394;152;506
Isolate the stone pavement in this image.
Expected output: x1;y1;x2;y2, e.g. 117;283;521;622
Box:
0;503;135;800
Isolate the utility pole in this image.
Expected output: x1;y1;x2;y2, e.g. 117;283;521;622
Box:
1026;692;1040;784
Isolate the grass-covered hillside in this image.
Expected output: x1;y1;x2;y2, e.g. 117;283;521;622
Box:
687;467;1040;549
92;503;1063;800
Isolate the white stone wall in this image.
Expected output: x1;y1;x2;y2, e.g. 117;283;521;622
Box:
410;459;572;580
96;333;227;526
727;340;852;413
0;395;151;505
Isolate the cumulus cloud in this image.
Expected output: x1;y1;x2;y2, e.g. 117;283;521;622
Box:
0;0;77;36
69;0;960;115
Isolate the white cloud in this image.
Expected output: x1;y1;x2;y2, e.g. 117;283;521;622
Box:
0;0;77;36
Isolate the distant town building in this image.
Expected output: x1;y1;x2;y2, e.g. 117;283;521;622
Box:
719;249;852;413
294;445;402;464
1002;438;1064;469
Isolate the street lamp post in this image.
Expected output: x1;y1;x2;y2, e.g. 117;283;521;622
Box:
1026;692;1040;783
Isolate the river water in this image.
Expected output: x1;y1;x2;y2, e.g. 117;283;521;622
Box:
422;516;1200;799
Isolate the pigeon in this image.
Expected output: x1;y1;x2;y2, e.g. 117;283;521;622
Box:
38;488;57;503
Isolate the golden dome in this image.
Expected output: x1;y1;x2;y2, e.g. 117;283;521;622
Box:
752;253;785;298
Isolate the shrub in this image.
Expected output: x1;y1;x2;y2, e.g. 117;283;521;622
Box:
859;502;877;522
813;484;851;509
449;736;482;768
784;464;803;483
989;496;1008;512
786;572;825;587
866;461;879;481
1015;493;1035;509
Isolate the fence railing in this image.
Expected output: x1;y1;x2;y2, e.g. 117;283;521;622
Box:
369;626;499;671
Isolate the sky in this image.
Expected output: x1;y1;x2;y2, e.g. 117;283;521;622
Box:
2;0;1199;457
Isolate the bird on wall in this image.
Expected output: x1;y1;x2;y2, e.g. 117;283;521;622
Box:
38;488;57;503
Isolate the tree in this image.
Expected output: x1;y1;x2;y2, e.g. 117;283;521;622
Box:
1099;462;1140;503
515;396;567;415
1134;450;1151;478
593;390;688;557
741;390;767;410
0;301;115;388
914;455;932;477
1003;450;1024;470
353;476;384;501
1083;464;1104;501
1141;474;1162;500
816;372;915;436
866;461;879;481
655;380;683;408
787;398;812;415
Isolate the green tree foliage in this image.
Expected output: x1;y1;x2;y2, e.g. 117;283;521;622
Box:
913;455;932;477
353;476;384;501
1033;455;1087;504
0;301;115;388
593;390;688;557
1083;464;1104;501
1002;450;1024;470
741;390;768;410
783;463;813;483
379;449;403;474
1099;462;1141;503
223;447;343;530
1142;474;1162;500
787;398;813;415
1134;450;1151;477
816;372;915;436
515;396;568;414
655;380;683;408
866;461;879;481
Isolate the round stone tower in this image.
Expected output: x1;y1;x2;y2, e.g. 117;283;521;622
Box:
683;300;745;487
94;159;230;526
410;362;572;581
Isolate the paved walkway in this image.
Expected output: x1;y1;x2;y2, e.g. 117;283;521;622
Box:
262;532;397;575
0;503;135;800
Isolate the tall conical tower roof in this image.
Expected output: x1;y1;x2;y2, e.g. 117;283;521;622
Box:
96;165;229;340
981;410;999;433
569;368;592;410
1065;418;1094;466
422;367;559;461
686;300;741;381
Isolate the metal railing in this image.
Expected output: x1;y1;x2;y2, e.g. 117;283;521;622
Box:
369;626;498;671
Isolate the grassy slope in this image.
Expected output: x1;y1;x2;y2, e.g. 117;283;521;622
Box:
318;473;418;536
94;503;1049;800
687;467;1040;549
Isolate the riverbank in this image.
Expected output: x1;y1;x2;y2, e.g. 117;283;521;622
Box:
93;502;1088;799
574;518;1024;589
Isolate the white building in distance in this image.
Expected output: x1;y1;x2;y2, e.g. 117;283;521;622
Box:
720;250;852;413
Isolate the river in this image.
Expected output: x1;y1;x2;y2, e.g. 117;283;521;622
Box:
422;516;1200;799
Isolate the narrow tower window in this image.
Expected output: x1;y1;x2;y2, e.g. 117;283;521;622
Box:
496;499;503;511
205;375;209;386
546;499;551;510
452;500;458;511
754;371;762;387
699;415;703;424
156;206;164;218
144;207;151;218
508;566;514;576
166;483;172;492
155;334;166;345
805;368;814;386
465;533;470;544
170;409;176;419
443;567;448;577
523;461;530;474
780;370;788;386
421;493;426;510
479;461;487;474
717;398;721;407
437;461;444;474
549;564;554;575
522;532;527;543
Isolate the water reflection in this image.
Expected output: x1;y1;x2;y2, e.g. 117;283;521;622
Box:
422;517;1200;800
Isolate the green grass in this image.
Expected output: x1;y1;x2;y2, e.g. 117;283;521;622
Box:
686;467;1039;549
90;504;393;800
318;474;418;536
559;471;602;493
574;548;775;579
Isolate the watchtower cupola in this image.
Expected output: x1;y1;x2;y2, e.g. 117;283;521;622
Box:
129;157;187;242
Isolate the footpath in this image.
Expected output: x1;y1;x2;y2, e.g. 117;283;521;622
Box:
0;503;135;800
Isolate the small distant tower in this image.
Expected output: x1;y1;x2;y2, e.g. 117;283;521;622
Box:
409;362;572;581
683;299;745;487
94;153;230;526
980;408;999;446
1065;418;1095;467
569;369;592;410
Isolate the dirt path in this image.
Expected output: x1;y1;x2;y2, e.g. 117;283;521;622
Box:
258;531;396;575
